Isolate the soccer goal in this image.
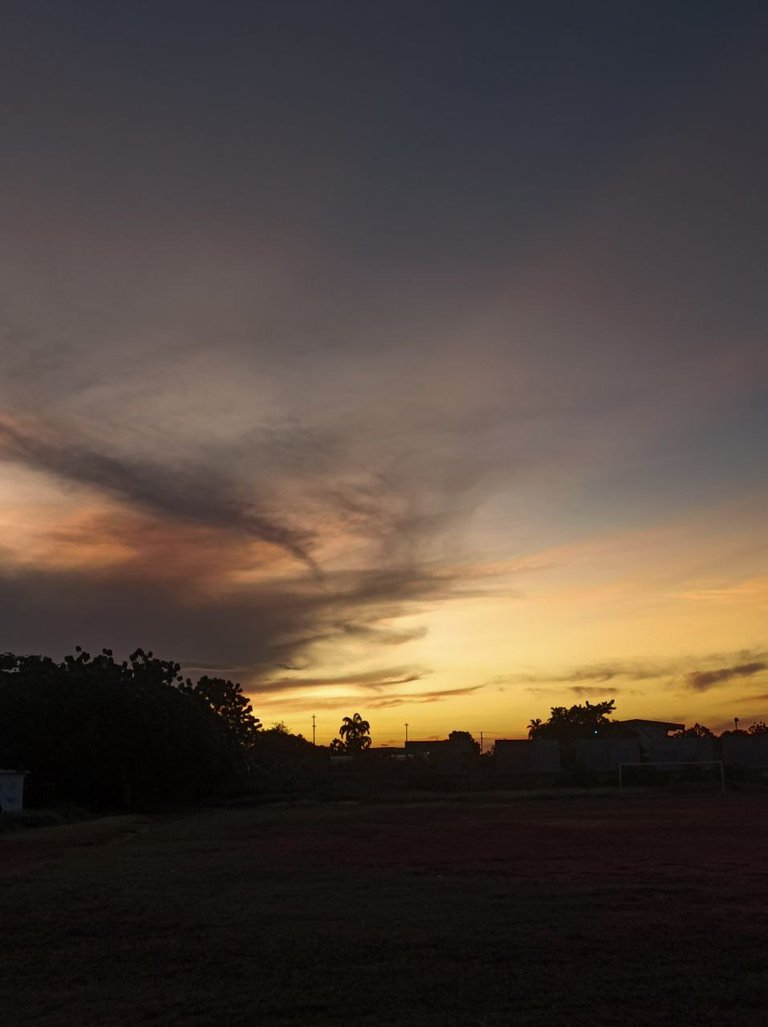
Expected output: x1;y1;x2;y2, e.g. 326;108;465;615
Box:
618;761;725;795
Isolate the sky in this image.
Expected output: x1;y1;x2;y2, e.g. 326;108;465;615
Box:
1;1;767;744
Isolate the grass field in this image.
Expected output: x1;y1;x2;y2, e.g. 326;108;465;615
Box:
2;791;768;1026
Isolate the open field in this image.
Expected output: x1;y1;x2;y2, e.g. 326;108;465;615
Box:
2;791;768;1026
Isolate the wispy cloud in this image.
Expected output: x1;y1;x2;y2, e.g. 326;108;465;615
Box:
568;686;622;697
367;685;486;709
0;414;318;572
508;660;668;688
685;661;767;692
252;666;428;695
676;579;768;604
563;662;665;684
503;649;768;708
254;683;486;713
0;414;501;706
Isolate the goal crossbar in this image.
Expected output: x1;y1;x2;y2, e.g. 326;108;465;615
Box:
618;760;725;795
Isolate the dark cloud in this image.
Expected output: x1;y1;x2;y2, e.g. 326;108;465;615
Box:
0;398;511;722
268;622;428;672
0;566;293;675
0;401;509;582
685;662;767;692
0;517;492;717
252;667;427;696
510;651;768;698
564;663;664;684
337;623;429;646
522;684;629;702
0;530;470;696
510;661;666;687
0;415;318;572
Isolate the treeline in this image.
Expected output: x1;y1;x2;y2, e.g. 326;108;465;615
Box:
527;699;768;740
0;648;320;810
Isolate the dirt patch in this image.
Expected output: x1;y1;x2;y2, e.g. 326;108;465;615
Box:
2;793;767;1025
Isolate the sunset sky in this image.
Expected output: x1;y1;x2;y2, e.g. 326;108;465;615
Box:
1;2;767;745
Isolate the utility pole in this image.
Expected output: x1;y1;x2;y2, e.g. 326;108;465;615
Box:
479;731;484;754
312;714;316;746
404;722;409;745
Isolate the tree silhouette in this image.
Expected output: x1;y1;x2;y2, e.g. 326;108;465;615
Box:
334;712;371;754
252;722;323;792
448;730;480;754
527;700;617;741
0;647;240;808
180;675;261;747
672;723;714;739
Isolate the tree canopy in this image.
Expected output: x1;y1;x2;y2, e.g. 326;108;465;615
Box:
331;713;371;754
0;647;266;809
448;730;480;754
672;722;714;739
527;700;618;741
180;675;261;748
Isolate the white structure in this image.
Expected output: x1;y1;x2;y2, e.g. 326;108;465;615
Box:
0;771;27;813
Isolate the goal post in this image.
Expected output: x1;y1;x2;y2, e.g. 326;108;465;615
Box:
618;760;725;796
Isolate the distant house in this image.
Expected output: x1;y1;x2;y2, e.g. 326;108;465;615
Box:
616;720;684;750
0;771;27;813
615;720;720;765
555;722;686;776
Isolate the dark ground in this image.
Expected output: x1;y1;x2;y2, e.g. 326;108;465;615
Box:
2;790;767;1026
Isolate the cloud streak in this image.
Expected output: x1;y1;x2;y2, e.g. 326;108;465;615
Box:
0;414;318;572
510;660;668;688
251;666;428;695
253;683;486;713
685;661;767;692
0;483;489;703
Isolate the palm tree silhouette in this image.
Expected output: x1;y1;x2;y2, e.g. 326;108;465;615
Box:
339;712;371;753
